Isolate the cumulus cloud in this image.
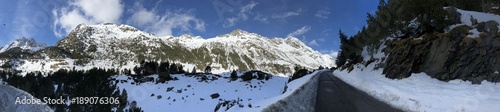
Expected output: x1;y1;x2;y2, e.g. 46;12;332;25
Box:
52;0;123;37
53;0;205;37
315;9;330;19
288;26;311;37
308;40;319;46
223;1;258;28
127;3;205;36
73;0;123;22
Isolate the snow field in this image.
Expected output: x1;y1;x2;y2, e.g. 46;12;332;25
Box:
333;64;500;112
229;70;324;112
114;72;288;112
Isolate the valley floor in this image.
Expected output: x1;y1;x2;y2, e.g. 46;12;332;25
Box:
114;73;288;112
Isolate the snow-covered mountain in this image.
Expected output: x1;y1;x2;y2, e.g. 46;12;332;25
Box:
48;23;334;75
0;37;47;53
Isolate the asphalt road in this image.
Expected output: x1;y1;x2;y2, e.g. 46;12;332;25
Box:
315;71;402;112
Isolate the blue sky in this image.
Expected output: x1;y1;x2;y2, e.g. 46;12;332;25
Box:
0;0;378;58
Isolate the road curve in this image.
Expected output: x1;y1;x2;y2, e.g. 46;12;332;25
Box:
315;71;402;112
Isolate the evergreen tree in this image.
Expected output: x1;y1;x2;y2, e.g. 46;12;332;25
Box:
230;70;238;80
204;66;212;74
158;62;168;73
336;30;349;67
177;65;185;74
192;67;196;74
169;63;178;74
119;89;128;111
133;66;141;75
294;65;301;72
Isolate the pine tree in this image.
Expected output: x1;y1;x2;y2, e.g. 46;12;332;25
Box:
169;63;177;74
336;30;349;67
119;89;128;111
177;65;185;73
230;70;238;80
192;67;196;74
204;66;212;74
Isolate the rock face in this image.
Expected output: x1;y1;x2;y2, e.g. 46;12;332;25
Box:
383;22;500;83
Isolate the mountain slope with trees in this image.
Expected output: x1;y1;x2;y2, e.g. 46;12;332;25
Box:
0;24;334;76
335;0;500;83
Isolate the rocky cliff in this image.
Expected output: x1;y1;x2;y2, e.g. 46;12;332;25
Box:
383;19;500;84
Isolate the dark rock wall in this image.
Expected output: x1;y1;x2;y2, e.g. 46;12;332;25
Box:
383;23;500;83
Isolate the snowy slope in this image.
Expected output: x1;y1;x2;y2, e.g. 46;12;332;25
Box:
0;37;47;53
114;72;288;112
455;8;500;26
335;23;500;112
49;23;335;76
334;63;500;112
230;70;323;112
0;85;53;112
447;8;500;38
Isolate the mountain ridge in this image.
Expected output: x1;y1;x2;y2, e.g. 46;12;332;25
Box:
0;37;47;53
1;23;335;75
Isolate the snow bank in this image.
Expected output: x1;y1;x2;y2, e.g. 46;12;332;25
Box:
232;70;324;112
0;85;53;112
333;64;500;112
447;8;500;38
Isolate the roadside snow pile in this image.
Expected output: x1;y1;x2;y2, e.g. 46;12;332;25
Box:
333;64;500;112
229;70;324;112
0;85;53;112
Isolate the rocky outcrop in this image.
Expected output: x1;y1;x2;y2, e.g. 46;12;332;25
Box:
383;22;500;84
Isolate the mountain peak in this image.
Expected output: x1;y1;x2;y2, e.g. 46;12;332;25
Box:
229;29;251;36
0;37;47;53
216;29;263;39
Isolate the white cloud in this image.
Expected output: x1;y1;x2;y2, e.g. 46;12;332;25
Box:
253;13;269;23
53;0;205;37
288;26;311;37
73;0;123;22
52;0;123;38
223;17;238;28
272;8;302;20
223;1;258;28
329;51;339;58
128;8;157;26
308;40;319;46
317;38;326;42
315;8;330;19
127;3;205;37
240;2;257;13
